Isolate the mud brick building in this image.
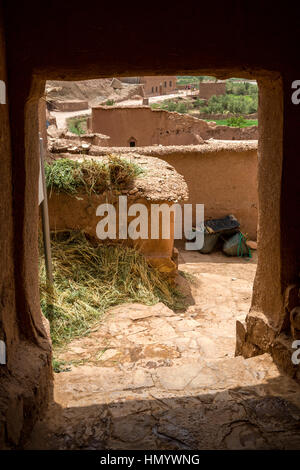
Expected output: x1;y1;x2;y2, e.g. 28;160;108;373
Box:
120;76;177;96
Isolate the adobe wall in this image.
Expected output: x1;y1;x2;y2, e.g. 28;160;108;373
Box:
52;100;88;111
69;142;258;240
142;143;258;240
91;106;258;146
199;81;226;99
0;9;52;450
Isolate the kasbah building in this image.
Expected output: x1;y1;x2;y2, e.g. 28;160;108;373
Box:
119;76;178;96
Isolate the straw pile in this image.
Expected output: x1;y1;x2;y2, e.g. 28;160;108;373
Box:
39;231;183;350
45;155;144;196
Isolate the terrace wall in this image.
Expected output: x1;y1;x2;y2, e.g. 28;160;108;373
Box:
91;106;258;146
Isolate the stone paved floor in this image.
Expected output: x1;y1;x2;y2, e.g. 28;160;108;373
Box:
27;250;300;450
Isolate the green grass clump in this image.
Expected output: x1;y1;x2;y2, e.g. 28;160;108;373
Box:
107;154;144;188
40;231;184;350
52;358;71;373
204;118;258;128
68;116;88;135
225;116;251;127
45;155;144;196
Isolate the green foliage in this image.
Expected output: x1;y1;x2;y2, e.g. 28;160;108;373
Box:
152;79;258;116
45;159;82;194
176;76;216;85
200;93;258;115
151;99;188;114
197;76;217;82
226;81;258;96
177;102;188;114
176;76;200;86
165;101;177;111
52;358;71;373
192;98;204;108
45;156;144;196
204;118;258;128
68;116;87;135
226;116;247;127
198;81;258;115
105;99;115;106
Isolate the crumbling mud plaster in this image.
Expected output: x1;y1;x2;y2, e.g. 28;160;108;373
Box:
91;106;258;146
1;0;300;448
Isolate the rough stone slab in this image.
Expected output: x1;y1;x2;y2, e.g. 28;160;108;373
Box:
108;302;175;321
155;363;204;390
55;366;154;396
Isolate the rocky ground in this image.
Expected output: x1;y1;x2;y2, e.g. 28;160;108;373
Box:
46;79;144;107
26;249;300;450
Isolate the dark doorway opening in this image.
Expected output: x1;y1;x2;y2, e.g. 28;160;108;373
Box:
129;137;137;147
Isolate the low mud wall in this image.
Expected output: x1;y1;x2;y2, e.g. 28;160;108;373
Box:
91;106;258;146
196;112;258;120
82;142;258;240
141;142;258;239
52;100;89;112
48;194;177;277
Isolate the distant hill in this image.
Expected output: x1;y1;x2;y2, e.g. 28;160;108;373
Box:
46;78;144;106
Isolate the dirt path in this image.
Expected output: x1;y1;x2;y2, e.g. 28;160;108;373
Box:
27;250;300;450
51;109;91;129
118;90;197;107
51;90;196;129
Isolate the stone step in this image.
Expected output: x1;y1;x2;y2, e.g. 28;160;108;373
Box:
28;352;300;450
53;353;300;407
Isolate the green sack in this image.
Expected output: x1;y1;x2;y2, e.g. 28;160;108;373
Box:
222;232;251;257
199;230;220;254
